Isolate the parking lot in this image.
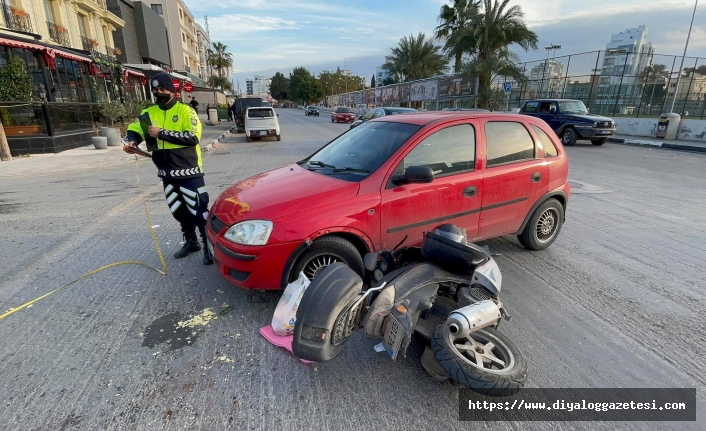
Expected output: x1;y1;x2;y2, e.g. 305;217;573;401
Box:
0;108;704;430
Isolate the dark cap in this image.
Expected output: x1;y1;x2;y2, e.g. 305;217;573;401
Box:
150;73;176;93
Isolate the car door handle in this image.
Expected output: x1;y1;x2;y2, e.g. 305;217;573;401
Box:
531;172;542;183
463;186;478;197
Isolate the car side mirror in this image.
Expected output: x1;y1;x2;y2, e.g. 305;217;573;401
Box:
392;166;434;185
358;115;363;120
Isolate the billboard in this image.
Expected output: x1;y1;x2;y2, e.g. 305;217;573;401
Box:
410;80;438;101
439;76;475;98
367;89;375;104
399;83;410;102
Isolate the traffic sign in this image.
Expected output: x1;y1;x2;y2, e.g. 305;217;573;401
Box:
173;79;181;91
184;82;193;93
503;82;512;92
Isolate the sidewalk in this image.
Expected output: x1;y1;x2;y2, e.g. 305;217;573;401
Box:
608;135;706;153
0;122;236;179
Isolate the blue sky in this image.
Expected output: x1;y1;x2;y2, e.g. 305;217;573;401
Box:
184;0;705;92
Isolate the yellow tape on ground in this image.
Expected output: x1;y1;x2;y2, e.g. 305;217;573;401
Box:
0;156;168;321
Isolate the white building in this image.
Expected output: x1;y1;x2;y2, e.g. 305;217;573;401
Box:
528;60;565;97
600;26;654;88
375;67;388;87
195;23;211;82
246;75;271;96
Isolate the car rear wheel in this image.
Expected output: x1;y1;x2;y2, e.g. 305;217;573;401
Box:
246;136;251;143
276;134;281;141
561;128;578;146
517;198;564;250
591;138;606;146
289;236;364;282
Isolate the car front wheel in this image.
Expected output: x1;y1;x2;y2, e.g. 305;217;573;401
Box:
289;236;364;283
517;198;564;250
561;128;578;146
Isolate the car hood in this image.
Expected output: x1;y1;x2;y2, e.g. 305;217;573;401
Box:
559;113;613;123
212;164;360;226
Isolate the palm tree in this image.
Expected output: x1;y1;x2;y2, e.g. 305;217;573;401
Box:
382;33;448;82
208;42;233;79
639;64;670;82
440;0;538;108
434;0;481;74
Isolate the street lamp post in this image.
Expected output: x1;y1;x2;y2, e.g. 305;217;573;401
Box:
541;44;561;97
669;0;698;113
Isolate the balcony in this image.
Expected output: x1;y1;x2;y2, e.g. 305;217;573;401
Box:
185;65;191;73
46;21;71;47
80;35;99;52
74;0;105;14
1;5;33;34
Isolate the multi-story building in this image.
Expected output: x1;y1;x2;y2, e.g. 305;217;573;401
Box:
107;0;169;67
375;67;388;87
245;75;270;96
1;0;124;57
195;22;209;82
137;0;200;83
527;59;565;98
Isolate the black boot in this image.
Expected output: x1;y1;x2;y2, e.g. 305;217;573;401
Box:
202;237;214;265
174;232;201;259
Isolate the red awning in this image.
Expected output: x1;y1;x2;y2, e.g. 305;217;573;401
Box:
0;37;91;69
47;48;91;63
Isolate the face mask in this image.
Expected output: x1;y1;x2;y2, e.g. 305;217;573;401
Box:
154;93;171;104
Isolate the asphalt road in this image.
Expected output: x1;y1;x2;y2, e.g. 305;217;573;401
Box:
0;108;704;430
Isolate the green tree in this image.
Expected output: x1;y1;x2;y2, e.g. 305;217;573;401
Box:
435;0;481;74
207;75;233;92
370;75;376;88
270;72;290;101
382;76;397;86
682;65;706;77
463;47;525;103
639;64;670;81
289;67;313;103
0;55;34;101
382;32;449;82
318;69;366;97
208;42;233;79
456;0;538;109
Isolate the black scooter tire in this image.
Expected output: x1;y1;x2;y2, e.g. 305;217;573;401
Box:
431;325;527;397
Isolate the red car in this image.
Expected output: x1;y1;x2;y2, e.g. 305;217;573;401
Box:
207;112;570;290
331;106;356;123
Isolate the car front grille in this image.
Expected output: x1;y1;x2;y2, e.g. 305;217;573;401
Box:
210;214;227;234
600;121;612;128
229;268;251;282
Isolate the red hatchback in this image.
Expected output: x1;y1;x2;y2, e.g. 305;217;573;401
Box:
331;107;356;123
207;112;570;290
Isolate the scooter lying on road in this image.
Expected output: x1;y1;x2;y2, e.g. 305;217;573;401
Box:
292;224;527;397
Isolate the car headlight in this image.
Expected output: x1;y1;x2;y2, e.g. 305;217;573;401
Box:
223;220;273;245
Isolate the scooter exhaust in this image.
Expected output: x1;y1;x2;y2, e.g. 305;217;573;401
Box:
446;300;502;338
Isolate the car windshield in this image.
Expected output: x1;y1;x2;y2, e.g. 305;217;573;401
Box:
247;108;274;118
308;106;317;109
558;101;588;114
337;108;352;113
300;122;421;181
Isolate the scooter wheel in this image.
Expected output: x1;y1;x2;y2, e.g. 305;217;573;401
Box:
431;325;527;396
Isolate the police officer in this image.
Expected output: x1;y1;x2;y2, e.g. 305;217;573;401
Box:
123;73;213;265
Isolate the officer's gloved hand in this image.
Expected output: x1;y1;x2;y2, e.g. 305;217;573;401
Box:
122;141;137;153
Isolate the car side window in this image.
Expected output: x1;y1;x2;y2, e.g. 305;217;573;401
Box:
539;102;553;113
531;125;558;157
372;109;383;118
485;122;536;167
392;124;475;180
523;101;539;113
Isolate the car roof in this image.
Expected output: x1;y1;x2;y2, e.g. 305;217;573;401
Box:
382;108;418;112
372;111;535;126
523;99;582;103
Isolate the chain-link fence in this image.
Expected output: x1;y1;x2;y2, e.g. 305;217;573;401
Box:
329;50;706;119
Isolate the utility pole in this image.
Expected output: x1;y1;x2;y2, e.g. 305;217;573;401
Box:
669;0;698;113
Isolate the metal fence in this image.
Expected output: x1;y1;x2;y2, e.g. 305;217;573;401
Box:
328;50;706;119
507;50;706;119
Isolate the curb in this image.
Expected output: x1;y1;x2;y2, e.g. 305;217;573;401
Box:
607;137;706;153
202;125;236;152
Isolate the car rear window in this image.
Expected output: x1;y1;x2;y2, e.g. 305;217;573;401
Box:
247;108;274;118
531;125;559;157
485;122;536;167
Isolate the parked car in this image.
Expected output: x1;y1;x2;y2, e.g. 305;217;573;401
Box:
331;106;356;123
243;107;281;142
298;105;304;109
519;99;615;146
305;106;320;116
349;107;418;129
207;112;570;290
